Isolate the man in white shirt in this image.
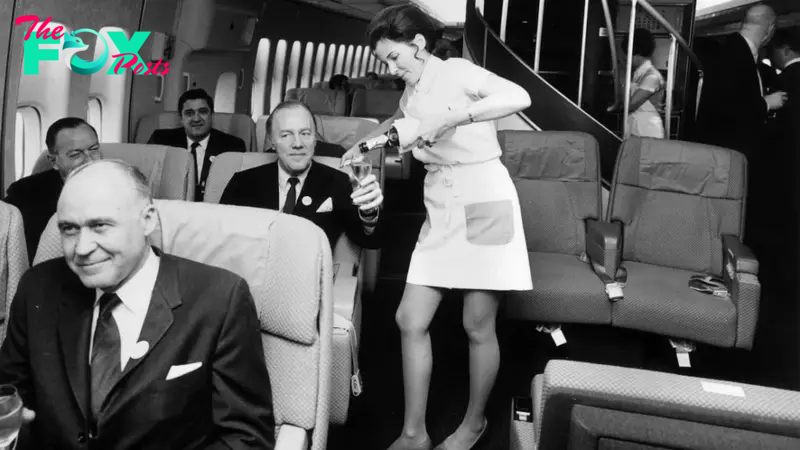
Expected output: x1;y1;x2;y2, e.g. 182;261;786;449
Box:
220;100;385;250
147;89;247;201
0;159;275;449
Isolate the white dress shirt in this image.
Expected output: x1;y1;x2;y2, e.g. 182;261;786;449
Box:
277;162;311;210
90;248;160;371
187;134;211;176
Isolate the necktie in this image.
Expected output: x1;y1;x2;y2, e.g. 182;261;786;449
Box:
283;177;300;214
91;293;122;419
190;142;201;200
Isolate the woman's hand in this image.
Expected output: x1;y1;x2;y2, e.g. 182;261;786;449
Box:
340;145;365;167
415;111;459;146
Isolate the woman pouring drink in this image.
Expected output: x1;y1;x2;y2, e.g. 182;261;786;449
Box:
341;4;533;450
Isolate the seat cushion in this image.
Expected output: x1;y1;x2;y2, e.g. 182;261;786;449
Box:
506;252;611;324
612;261;737;347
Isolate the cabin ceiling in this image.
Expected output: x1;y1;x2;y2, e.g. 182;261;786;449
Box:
283;0;465;26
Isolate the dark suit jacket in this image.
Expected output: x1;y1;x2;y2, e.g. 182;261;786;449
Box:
695;33;768;162
0;252;275;450
2;169;63;263
219;162;382;250
147;127;246;200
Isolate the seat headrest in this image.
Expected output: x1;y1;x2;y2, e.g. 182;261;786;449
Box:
31;143;196;200
499;130;599;182
350;90;402;119
34;199;329;345
615;137;746;199
284;88;347;116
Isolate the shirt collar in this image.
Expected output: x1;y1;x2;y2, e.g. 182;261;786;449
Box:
633;59;655;79
187;133;211;149
785;57;800;70
278;159;312;188
95;248;160;315
413;55;442;95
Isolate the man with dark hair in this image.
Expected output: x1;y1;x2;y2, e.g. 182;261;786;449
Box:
3;117;102;262
147;88;246;201
0;159;275;449
328;74;350;91
221;100;384;250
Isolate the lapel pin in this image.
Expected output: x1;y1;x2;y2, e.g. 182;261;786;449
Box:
130;341;149;360
302;196;312;206
209;155;216;162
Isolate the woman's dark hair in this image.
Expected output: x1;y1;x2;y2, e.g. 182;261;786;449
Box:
622;28;656;58
368;4;443;55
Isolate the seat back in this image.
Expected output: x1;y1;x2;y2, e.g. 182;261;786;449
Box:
256;114;379;153
499;130;601;256
349;90;402;120
133;112;257;151
34;200;333;450
31;143;196;201
608;137;746;275
285;88;347;116
532;360;800;450
0;202;29;343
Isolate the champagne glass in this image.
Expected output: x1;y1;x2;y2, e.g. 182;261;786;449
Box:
0;385;23;450
350;158;372;185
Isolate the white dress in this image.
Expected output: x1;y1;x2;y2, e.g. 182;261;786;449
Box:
401;56;533;291
627;59;665;139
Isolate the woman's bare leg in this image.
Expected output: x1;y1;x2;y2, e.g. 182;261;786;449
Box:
387;283;444;450
435;290;500;449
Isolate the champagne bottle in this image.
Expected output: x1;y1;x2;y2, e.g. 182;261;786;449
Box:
358;126;400;154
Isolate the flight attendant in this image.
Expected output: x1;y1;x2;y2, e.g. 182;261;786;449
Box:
615;28;666;138
342;5;533;450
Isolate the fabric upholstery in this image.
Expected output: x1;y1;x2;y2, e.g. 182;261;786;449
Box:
34;199;333;449
0;202;29;343
607;137;756;348
499;131;608;325
133;112;258;152
531;360;800;450
349;90;402;120
31;143;196;201
285;88;347;116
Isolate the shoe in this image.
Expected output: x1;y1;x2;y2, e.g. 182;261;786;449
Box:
387;434;433;450
433;418;488;450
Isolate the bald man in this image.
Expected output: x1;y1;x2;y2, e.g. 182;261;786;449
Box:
695;4;787;161
0;160;275;450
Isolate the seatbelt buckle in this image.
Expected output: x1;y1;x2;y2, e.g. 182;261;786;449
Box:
605;282;624;301
351;370;363;397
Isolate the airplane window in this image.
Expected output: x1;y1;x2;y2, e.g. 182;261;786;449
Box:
335;44;346;75
300;42;315;88
18;22;70;149
13;106;42;180
344;45;355;79
86;97;103;141
251;38;271;119
214;72;238;113
89;27;130;143
325;44;337;82
269;39;288;112
352;46;363;78
285;41;302;93
360;47;370;78
312;43;326;86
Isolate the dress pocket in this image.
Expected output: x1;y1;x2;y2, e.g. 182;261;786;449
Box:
464;200;515;245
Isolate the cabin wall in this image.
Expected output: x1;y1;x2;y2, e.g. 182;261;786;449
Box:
1;1;17;190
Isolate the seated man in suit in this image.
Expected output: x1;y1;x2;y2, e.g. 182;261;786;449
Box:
0;160;275;449
3;117;102;263
221;100;384;250
147;88;246;201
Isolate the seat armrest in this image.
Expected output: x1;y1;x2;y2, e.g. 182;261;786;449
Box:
275;424;309;450
729;273;761;350
722;234;758;276
333;262;360;320
585;219;622;280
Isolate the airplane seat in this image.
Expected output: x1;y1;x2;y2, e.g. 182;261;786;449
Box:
203;152;384;424
498;131;611;332
605;137;757;350
349;90;402;121
510;360;800;450
34;200;334;450
0;202;29;344
133;112;258;152
31;143;197;201
285;88;347;116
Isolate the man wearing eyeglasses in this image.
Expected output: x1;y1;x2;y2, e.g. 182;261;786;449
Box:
3;117;102;262
147;89;246;201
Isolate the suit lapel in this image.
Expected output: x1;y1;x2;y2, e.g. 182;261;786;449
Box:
57;272;95;422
